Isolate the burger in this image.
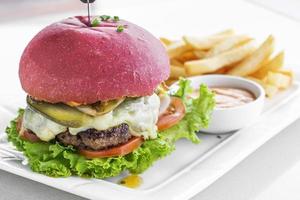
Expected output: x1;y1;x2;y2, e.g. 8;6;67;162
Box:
6;15;214;178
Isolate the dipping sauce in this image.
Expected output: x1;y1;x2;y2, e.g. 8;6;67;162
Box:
211;87;255;108
119;175;143;188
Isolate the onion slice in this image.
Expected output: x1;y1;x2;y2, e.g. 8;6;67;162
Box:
159;94;171;116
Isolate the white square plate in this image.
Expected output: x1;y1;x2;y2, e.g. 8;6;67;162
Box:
0;81;300;200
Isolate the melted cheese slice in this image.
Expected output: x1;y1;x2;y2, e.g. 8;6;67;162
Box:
23;94;160;141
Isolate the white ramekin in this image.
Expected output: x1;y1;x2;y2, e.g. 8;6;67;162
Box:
172;75;265;134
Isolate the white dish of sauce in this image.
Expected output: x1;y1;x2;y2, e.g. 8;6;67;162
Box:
173;75;265;134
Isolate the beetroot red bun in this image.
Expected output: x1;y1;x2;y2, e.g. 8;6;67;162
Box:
19;16;169;104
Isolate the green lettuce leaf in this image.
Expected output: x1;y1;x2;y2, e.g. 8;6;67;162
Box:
160;79;215;143
5;79;214;178
6;119;173;178
173;77;193;104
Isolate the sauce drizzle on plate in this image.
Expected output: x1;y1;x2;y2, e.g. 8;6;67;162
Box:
119;175;143;188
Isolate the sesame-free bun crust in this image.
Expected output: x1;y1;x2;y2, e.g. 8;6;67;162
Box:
19;16;169;104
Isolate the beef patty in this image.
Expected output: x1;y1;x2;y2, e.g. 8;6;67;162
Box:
56;123;132;150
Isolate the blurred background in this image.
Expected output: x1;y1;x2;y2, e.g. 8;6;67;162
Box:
0;0;174;22
0;0;83;22
1;0;300;22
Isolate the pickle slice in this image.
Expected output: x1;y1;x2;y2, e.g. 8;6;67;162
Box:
26;96;92;128
76;98;125;116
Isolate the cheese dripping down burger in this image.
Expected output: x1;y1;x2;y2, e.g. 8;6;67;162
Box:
18;16;185;159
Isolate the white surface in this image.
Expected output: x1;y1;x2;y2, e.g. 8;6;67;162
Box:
255;156;300;200
193;117;300;200
248;0;300;22
1;0;300;199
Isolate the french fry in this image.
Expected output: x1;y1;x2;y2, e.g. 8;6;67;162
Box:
193;50;207;59
252;51;284;78
247;76;265;86
183;34;234;50
185;41;255;75
182;30;234;50
276;69;294;78
265;71;291;89
170;65;186;78
227;35;275;76
260;55;271;67
217;67;230;74
210;67;228;74
160;37;173;46
206;35;252;57
165;78;178;86
163;30;292;98
166;41;192;59
247;76;278;97
264;84;279;97
176;51;197;63
170;59;184;67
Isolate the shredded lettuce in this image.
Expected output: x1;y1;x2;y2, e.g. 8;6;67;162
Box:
5;79;214;178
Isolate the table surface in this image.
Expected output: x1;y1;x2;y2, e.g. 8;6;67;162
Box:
1;0;300;199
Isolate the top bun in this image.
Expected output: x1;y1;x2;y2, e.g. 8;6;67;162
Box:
19;16;169;104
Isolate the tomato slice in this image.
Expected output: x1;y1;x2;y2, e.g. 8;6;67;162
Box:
157;97;185;131
79;137;143;159
16;116;23;132
17;116;41;143
20;130;41;143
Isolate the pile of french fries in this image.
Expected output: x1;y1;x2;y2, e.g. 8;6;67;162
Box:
161;30;293;97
